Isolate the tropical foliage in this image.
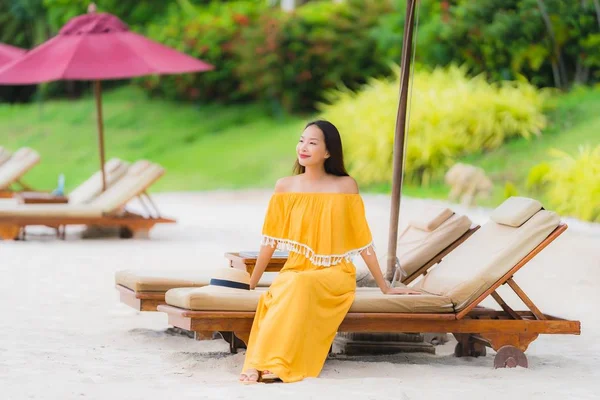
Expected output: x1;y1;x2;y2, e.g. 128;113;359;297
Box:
372;0;600;88
528;145;600;222
319;65;549;186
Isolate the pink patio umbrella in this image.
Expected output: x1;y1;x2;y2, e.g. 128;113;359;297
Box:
0;43;26;66
0;4;214;190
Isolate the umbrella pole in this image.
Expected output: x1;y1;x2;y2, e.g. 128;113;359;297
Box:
94;80;107;191
385;0;418;281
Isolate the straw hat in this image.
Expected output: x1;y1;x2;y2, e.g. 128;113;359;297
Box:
208;267;251;291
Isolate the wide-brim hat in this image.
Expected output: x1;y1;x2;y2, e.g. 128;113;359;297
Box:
206;267;251;291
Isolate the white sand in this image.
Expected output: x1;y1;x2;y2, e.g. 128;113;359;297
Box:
0;190;598;400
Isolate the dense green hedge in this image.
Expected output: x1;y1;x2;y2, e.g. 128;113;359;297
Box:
233;0;394;111
2;0;600;107
142;0;394;112
140;1;266;104
373;0;600;89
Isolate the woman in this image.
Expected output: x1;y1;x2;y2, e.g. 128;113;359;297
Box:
239;120;420;384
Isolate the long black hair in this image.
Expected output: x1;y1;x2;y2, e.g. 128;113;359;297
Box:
293;120;349;177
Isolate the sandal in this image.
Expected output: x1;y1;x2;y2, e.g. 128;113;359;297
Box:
261;370;279;381
239;369;259;385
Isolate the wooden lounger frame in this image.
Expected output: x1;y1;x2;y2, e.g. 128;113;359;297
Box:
0;179;38;198
157;224;581;368
116;225;480;313
0;190;174;241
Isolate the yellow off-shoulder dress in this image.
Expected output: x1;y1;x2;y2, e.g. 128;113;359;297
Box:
242;192;374;383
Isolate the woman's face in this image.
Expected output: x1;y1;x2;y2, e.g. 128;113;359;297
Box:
297;125;330;168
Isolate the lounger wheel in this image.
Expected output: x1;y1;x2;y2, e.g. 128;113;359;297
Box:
493;345;528;369
454;341;486;358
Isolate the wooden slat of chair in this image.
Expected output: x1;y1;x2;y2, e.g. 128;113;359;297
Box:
506;278;546;320
491;291;522;320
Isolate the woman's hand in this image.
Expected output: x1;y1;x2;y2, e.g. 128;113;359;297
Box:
359;245;421;296
382;286;421;295
249;244;277;290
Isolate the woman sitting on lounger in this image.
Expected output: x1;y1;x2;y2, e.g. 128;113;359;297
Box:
239;120;419;384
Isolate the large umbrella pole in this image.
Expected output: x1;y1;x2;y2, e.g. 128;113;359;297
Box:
385;0;418;281
94;80;107;191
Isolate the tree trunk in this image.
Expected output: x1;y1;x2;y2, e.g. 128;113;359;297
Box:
535;0;568;89
593;0;600;29
551;61;561;89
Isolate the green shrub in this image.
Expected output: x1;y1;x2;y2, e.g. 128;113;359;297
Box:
529;145;600;222
43;0;175;33
318;65;549;186
141;1;266;103
142;0;393;110
372;0;600;88
503;181;519;199
526;162;551;190
234;0;393;111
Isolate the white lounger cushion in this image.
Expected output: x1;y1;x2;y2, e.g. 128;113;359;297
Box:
398;213;472;279
165;286;454;314
490;196;542;227
0;147;11;166
90;160;164;213
69;158;130;205
0;147;40;189
409;206;454;232
417;209;560;311
116;268;275;292
0;160;162;218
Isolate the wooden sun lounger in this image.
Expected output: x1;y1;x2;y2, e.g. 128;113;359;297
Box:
0;161;175;240
0;194;174;241
115;254;288;312
0;179;41;198
158;224;581;368
116;225;479;313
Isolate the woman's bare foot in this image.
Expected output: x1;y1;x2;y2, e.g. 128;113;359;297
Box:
239;369;259;384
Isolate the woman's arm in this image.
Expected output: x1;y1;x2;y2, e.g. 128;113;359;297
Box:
249;244;277;290
360;246;421;295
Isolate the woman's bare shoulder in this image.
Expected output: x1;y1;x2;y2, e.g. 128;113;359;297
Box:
334;175;359;194
274;176;297;193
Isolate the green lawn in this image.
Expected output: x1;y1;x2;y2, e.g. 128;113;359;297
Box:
0;86;306;192
1;85;598;202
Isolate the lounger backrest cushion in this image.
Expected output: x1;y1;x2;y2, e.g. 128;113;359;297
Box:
0;147;40;189
409;206;454;231
490;196;543;227
68;158;129;205
0;147;11;166
417;198;560;311
397;213;472;279
89;160;164;212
